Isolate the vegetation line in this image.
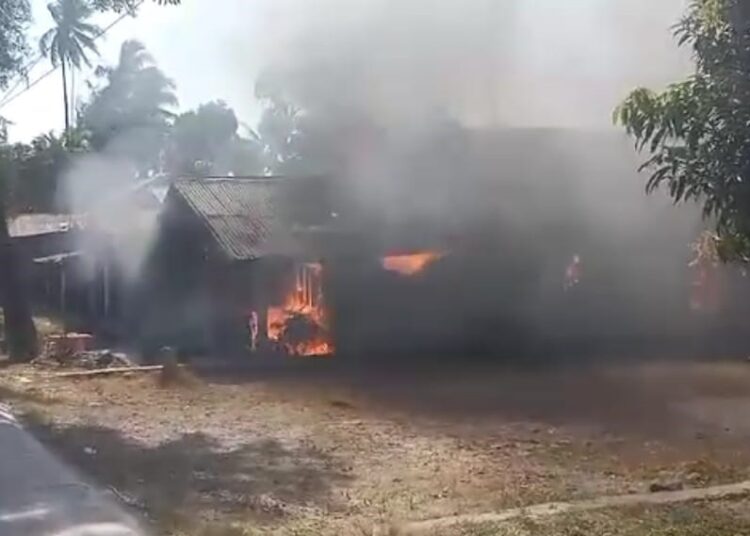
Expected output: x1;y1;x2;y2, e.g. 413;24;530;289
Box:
402;481;750;533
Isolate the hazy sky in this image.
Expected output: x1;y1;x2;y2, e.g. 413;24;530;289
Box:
2;0;266;141
1;0;691;142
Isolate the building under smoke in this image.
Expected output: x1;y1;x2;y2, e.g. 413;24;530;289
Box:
120;127;750;361
135;177;336;357
11;124;750;361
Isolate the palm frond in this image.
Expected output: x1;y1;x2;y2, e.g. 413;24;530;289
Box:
47;2;63;24
50;35;61;66
118;41;151;70
39;29;55;56
39;0;101;74
74;22;102;36
72;29;99;55
69;39;91;68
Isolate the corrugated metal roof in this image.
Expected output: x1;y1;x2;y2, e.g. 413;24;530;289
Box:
171;179;295;261
8;214;86;238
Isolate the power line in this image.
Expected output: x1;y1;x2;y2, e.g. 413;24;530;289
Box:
0;68;58;110
0;4;141;112
0;56;47;109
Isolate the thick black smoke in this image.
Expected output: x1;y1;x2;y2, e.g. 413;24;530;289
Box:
239;0;750;360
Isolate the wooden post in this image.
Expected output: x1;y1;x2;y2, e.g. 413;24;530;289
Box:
257;305;268;346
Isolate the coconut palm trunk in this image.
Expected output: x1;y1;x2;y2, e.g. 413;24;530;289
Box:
41;0;101;135
61;58;70;133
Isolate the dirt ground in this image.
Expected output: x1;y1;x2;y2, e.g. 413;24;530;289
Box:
2;358;750;535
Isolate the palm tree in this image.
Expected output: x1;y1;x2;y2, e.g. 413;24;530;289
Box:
81;40;177;172
85;41;178;135
39;0;101;133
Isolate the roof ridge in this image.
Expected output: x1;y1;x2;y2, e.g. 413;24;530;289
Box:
175;176;286;182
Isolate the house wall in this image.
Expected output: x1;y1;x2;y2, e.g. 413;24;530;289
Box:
134;192;215;355
135;193;296;357
10;229;129;340
324;236;750;363
12;231;78;266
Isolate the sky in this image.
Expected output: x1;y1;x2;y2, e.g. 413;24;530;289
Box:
252;0;692;129
2;0;267;142
0;0;692;142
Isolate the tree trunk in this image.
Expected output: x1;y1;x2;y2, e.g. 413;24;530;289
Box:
71;67;76;128
0;204;39;362
61;59;70;134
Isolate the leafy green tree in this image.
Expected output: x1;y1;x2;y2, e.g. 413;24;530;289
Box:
90;0;180;14
0;119;10;143
257;97;305;174
0;0;31;89
615;0;750;260
81;40;176;174
0;0;39;361
228;133;265;176
40;0;101;133
166;101;262;176
3;132;89;214
254;78;374;177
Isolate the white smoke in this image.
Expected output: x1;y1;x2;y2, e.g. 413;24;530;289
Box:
240;0;703;340
231;0;698;233
59;151;160;282
247;0;691;128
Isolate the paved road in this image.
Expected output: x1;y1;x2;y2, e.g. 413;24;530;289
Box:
0;406;145;536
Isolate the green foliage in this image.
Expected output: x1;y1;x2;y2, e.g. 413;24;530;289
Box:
0;118;9;144
90;0;180;14
81;40;176;173
40;0;101;132
0;0;31;89
257;97;305;174
615;0;750;261
40;0;100;70
166;101;262;176
0;131;88;214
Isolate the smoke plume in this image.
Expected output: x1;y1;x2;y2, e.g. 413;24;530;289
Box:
252;0;690;128
59;148;159;283
238;0;731;358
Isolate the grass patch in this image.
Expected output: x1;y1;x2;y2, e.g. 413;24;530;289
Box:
439;502;750;536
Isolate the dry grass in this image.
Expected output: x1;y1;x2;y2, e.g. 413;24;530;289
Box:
439;501;750;536
1;360;750;534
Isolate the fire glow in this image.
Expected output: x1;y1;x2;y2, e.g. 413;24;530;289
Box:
381;251;444;276
268;263;334;357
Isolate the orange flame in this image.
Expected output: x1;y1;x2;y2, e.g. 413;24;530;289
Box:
268;263;334;357
382;251;444;276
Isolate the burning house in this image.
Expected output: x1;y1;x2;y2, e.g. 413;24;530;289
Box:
136;177;338;357
319;127;750;361
134;175;462;360
131;141;750;363
17;129;750;362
